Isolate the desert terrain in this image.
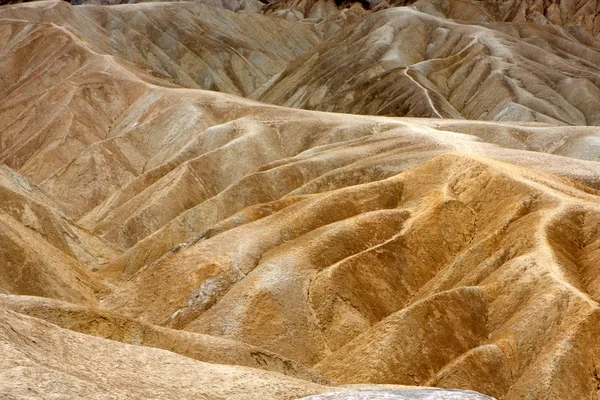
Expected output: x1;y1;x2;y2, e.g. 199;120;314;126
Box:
2;0;600;398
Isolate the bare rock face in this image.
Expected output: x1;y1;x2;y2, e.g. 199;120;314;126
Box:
0;307;336;399
412;0;600;38
255;7;600;123
2;0;600;399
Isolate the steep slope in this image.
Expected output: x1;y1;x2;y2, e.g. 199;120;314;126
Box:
0;307;332;399
0;294;323;381
0;0;321;94
255;6;600;123
0;3;318;218
0;165;119;269
0;165;113;303
412;0;600;38
0;305;491;399
3;1;600;399
92;112;600;283
100;153;600;399
0;211;109;303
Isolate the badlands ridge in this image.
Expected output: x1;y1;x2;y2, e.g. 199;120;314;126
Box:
2;0;600;398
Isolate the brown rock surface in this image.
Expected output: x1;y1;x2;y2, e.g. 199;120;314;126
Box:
255;6;600;123
0;307;334;398
3;0;600;399
412;0;600;38
0;294;324;381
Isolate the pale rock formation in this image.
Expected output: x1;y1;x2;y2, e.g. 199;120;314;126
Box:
2;1;600;399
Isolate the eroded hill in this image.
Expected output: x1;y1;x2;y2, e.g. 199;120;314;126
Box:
2;0;600;399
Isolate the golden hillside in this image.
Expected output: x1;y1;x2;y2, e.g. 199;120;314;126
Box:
2;0;600;398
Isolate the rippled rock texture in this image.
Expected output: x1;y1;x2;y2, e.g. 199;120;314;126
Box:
2;0;600;399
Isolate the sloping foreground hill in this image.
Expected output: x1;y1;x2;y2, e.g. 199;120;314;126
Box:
0;305;362;398
2;1;600;399
1;300;497;398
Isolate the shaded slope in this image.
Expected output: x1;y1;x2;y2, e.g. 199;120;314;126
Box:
0;165;112;303
3;1;600;399
0;0;321;95
413;0;600;38
0;165;119;270
0;294;323;382
0;307;332;399
100;153;600;399
255;6;600;124
0;303;490;398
